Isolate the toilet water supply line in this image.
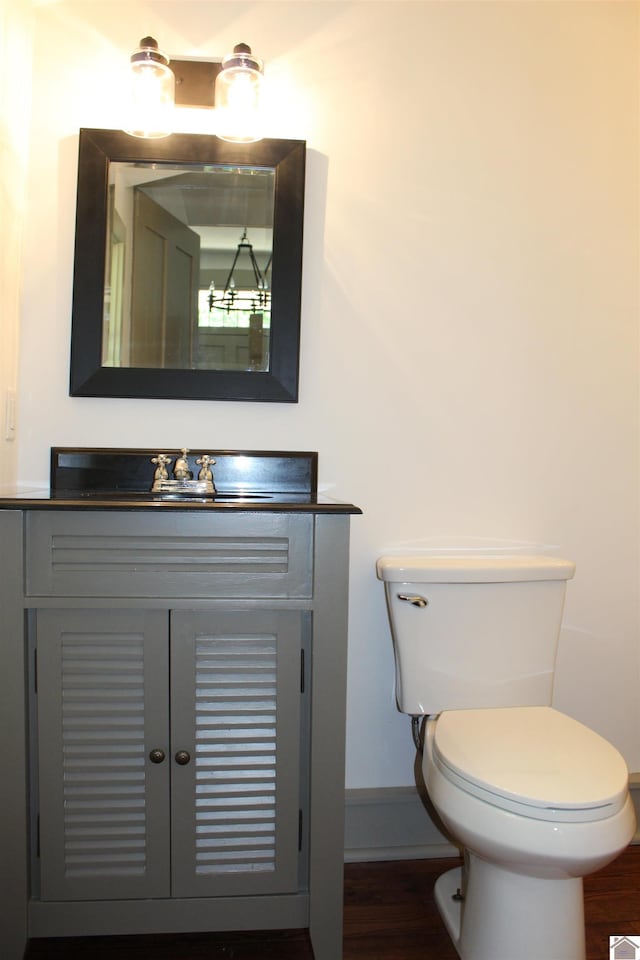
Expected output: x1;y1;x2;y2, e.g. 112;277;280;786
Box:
397;592;430;754
411;715;424;753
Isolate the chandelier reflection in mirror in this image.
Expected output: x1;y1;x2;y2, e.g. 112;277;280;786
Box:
207;229;271;314
200;229;272;370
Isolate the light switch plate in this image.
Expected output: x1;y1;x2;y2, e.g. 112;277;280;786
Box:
5;388;16;441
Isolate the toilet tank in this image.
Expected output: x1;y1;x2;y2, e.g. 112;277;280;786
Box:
376;555;575;715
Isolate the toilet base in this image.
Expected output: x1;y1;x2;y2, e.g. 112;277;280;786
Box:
434;866;464;948
434;857;586;960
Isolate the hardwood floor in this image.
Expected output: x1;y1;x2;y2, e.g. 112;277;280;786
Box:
343;846;640;960
24;844;640;959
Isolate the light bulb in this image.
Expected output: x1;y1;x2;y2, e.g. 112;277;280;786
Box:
125;36;175;139
215;43;264;143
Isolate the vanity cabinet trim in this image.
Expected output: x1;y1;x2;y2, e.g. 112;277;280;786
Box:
26;512;313;599
28;892;309;937
0;511;29;958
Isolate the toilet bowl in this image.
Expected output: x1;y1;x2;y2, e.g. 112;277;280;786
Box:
376;554;637;960
423;707;635;960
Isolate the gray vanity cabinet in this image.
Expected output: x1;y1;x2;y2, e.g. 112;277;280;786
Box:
35;607;304;903
0;505;354;960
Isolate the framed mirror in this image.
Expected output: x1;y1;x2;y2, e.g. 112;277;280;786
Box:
69;129;305;401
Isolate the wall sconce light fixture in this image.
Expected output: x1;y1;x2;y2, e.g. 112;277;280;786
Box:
125;37;264;143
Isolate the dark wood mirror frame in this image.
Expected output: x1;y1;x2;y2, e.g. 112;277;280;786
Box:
69;129;305;402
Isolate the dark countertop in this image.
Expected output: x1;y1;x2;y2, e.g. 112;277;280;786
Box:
0;487;361;514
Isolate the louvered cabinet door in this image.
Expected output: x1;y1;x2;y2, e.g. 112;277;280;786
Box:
35;609;171;901
170;610;304;898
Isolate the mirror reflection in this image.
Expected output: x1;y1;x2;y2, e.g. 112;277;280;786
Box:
70;130;304;402
103;162;275;373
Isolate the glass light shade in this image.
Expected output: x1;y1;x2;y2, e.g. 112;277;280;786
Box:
125;36;175;139
214;43;264;143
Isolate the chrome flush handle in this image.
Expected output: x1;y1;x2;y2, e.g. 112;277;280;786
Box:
397;593;428;608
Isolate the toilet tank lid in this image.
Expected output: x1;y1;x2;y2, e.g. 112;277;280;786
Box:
376;555;576;583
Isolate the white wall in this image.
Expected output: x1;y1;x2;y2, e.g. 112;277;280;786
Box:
16;1;640;784
0;0;32;489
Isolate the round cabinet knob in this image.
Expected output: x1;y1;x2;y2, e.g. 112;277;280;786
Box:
149;749;166;764
175;750;191;766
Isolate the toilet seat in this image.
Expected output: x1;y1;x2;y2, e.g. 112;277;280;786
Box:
432;706;629;823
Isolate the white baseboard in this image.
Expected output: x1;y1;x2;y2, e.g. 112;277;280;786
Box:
345;777;640;863
344;786;458;863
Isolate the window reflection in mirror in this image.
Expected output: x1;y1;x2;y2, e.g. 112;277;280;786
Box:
102;162;275;373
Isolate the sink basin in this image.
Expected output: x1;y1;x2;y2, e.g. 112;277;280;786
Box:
155;492;272;501
59;490;274;502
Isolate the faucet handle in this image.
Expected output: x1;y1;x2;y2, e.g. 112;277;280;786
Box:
196;454;217;492
151;453;170;481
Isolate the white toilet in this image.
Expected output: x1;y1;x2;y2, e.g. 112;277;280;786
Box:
376;554;636;960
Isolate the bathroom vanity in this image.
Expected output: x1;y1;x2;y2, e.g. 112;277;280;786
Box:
0;449;360;960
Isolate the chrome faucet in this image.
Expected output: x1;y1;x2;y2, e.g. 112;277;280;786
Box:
150;449;216;496
173;448;193;481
